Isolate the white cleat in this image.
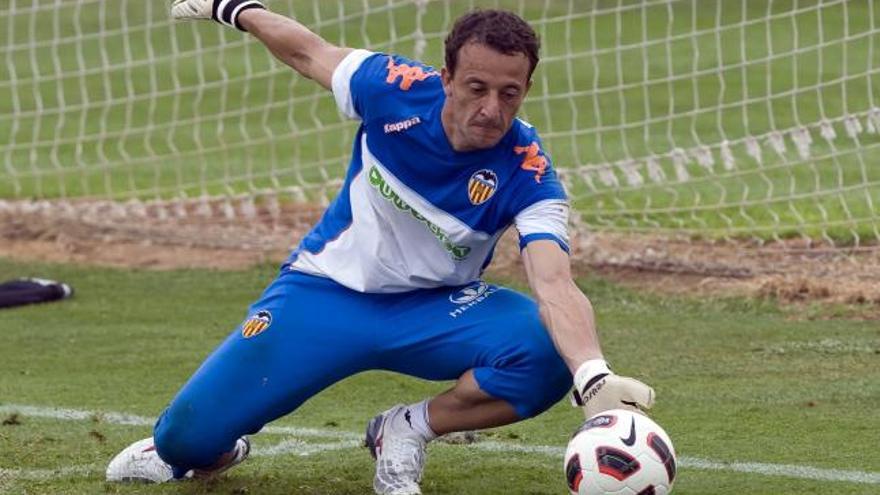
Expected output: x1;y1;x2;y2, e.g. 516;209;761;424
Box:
106;437;180;483
106;436;250;483
365;405;427;495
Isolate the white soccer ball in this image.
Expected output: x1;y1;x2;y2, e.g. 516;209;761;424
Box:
564;409;677;495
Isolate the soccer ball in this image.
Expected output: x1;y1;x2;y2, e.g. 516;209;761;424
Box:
564;409;677;495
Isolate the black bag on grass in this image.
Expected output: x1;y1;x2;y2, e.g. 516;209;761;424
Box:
0;278;73;309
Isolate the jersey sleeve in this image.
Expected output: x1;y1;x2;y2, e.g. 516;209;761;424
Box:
514;198;571;253
331;49;376;120
510;129;570;253
331;50;440;121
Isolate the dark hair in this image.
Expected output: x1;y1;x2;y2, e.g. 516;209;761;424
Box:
444;9;540;79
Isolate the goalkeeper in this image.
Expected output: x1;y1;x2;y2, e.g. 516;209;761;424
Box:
107;1;655;494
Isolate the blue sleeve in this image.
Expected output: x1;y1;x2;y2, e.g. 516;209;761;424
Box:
508;127;570;252
331;50;441;122
509;130;568;213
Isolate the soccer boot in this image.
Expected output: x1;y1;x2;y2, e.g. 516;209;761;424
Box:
365;404;427;495
106;436;250;483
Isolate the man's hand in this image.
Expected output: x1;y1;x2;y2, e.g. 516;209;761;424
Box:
171;0;266;31
572;359;655;419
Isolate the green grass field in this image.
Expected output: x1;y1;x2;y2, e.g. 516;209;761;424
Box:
1;258;878;494
2;0;879;242
2;3;879;494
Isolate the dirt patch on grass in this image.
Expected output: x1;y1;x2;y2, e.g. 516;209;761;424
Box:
0;198;317;270
575;233;880;318
2;199;879;317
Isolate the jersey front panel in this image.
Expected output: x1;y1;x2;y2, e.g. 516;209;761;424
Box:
288;50;569;293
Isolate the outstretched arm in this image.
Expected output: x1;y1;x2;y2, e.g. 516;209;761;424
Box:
522;240;655;418
171;0;352;90
522;240;602;370
238;9;352;90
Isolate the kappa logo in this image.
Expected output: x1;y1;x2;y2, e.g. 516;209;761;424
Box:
384;116;422;134
241;310;272;338
467;169;498;205
385;57;440;91
514;142;548;183
448;281;498;318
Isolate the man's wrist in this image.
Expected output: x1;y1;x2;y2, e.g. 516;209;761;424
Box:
571;359;610;408
235;6;269;33
213;0;266;31
573;359;610;392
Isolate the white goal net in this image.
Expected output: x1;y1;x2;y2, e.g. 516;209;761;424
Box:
2;0;879;248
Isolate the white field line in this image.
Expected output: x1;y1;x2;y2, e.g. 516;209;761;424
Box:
0;404;360;440
0;465;99;482
253;438;362;457
471;441;880;485
679;457;880;485
0;442;363;482
1;404;878;486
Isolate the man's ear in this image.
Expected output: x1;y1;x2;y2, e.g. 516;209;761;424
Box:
441;67;453;97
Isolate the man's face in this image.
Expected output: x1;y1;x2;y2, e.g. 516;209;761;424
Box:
441;42;532;152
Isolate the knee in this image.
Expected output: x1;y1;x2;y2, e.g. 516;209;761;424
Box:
492;323;573;419
153;404;229;470
518;347;572;418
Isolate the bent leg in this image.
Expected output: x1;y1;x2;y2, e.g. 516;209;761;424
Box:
427;370;519;435
153;271;380;473
379;283;573;431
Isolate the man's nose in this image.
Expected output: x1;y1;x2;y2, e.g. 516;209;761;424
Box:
479;93;502;120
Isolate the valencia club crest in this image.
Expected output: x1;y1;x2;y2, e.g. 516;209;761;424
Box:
468;169;498;205
241;310;272;338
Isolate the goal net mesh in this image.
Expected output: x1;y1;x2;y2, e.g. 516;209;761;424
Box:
2;0;879;248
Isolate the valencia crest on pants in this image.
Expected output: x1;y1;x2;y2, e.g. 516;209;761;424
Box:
241;310;272;338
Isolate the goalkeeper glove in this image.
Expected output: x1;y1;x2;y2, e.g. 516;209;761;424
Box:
171;0;266;31
572;359;655;419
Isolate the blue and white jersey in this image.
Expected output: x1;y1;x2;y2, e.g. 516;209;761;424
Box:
287;50;569;293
